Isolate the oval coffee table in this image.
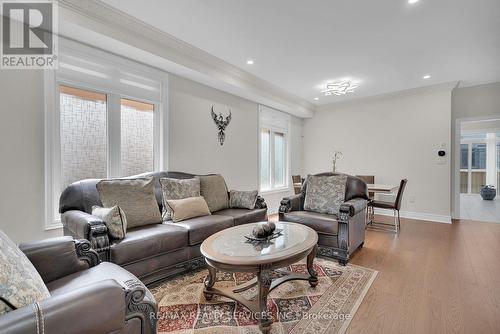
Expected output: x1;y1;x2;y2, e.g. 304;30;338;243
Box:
200;222;318;334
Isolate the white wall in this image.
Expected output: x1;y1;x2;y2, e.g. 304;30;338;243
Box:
169;75;302;213
0;70;61;242
303;87;453;222
451;82;500;217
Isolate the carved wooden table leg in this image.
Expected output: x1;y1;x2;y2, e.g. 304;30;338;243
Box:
203;265;217;300
257;269;273;334
307;245;318;287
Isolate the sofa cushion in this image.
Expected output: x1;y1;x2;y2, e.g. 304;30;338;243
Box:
109;223;188;265
160;177;200;221
281;211;338;235
229;190;258;209
167;197;211;223
0;231;50;314
198;175;229;212
174;215;234;245
97;178;162;229
91;205;127;239
303;174;347;215
214;208;267;226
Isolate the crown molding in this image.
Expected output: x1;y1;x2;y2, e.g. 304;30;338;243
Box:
316;81;459;111
57;0;314;117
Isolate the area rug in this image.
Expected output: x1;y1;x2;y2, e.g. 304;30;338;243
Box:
150;257;377;334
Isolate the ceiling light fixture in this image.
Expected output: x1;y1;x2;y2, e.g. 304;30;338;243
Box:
408;0;419;4
321;80;359;96
246;59;254;65
314;97;319;101
423;74;431;79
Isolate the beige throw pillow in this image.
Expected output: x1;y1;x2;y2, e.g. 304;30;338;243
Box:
0;230;50;315
96;178;162;229
91;206;127;239
160;177;201;221
166;197;211;223
198;174;229;212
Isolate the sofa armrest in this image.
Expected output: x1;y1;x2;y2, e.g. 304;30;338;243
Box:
0;280;130;334
279;194;304;214
19;238;99;284
340;198;368;217
61;210;110;259
255;195;267;209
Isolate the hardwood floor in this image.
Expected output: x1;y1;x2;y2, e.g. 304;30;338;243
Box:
271;214;500;333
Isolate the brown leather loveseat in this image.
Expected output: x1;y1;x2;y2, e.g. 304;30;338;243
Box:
279;172;368;265
60;171;267;284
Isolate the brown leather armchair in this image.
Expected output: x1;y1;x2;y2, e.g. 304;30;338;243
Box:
279;172;368;265
0;237;157;334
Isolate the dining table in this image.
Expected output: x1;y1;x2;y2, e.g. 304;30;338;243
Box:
367;184;399;194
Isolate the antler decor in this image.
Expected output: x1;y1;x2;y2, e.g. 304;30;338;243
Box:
211;105;232;145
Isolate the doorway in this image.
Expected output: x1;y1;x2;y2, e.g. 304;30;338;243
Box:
457;118;500;222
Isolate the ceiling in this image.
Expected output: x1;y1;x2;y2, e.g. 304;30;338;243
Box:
101;0;500;105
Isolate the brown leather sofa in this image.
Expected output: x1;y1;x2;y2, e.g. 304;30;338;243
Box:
0;237;156;334
60;171;267;285
279;172;368;265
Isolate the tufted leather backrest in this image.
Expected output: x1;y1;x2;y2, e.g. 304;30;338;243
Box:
301;172;369;202
59;171;196;214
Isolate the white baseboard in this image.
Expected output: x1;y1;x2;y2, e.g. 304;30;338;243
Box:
374;208;452;224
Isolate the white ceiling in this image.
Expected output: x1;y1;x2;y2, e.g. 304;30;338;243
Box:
102;0;500;105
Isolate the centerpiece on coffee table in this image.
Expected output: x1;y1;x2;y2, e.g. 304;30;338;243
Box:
200;222;318;334
245;222;282;242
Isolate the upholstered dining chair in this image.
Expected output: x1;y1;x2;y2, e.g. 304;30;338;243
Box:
356;175;375;199
367;179;407;232
292;175;302;194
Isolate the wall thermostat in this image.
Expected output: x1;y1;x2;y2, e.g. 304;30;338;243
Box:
438;150;446;157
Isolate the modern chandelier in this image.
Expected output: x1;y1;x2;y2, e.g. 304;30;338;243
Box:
321;80;359;96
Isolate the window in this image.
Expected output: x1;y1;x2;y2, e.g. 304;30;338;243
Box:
59;86;107;190
259;106;289;192
44;38;168;229
460;140;487;194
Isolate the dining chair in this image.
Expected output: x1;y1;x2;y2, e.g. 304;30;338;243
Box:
356;175;375;199
292;175;302;194
367;179;408;233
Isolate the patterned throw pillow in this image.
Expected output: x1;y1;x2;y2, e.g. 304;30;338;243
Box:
229;190;258;210
303;175;347;215
0;230;50;315
160;177;201;221
92;206;127;240
198;175;229;213
166;197;211;223
96;178;162;229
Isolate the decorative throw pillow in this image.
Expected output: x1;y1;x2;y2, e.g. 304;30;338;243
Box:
198;175;229;212
160;177;200;221
166;197;211;223
0;230;50;315
91;206;127;240
229;190;258;210
303;174;348;215
96;178;162;229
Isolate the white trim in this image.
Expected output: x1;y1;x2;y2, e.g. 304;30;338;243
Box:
374;208;452;224
44;39;169;229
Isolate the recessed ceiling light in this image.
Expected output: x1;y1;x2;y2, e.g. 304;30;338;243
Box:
314;97;319;101
246;60;254;65
408;0;419;4
423;74;431;79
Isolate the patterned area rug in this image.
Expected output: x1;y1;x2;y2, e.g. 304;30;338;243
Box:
150;257;377;334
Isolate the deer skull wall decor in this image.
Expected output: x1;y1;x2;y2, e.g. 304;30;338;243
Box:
211;105;232;145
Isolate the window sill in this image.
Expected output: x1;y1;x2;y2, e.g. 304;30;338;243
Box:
259;187;292;195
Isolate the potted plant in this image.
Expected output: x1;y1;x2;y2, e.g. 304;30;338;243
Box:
480;185;496;200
